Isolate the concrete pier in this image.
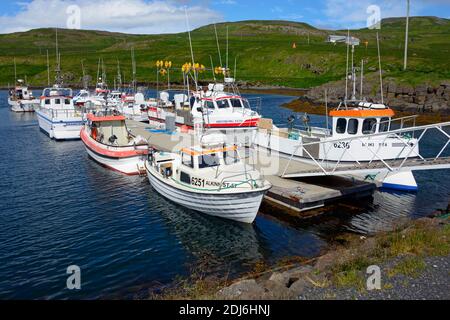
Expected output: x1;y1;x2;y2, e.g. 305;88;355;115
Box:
127;120;378;216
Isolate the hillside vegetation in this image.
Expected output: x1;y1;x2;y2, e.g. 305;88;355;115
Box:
0;17;449;89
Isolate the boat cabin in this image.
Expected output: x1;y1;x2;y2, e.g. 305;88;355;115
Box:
41;87;74;109
11;83;33;100
329;103;395;137
87;114;131;146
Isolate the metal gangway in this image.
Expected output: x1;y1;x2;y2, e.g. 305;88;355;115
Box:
280;121;450;179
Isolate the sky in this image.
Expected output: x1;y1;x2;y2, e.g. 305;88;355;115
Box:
0;0;449;34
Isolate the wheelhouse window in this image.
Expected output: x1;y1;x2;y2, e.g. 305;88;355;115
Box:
336;118;347;134
347;119;359;135
198;154;220;169
216;100;229;109
205;101;215;109
379;118;390;132
64;99;71;105
242;99;251;109
182;153;194;168
55;99;61;105
45;99;50;105
362;118;378;134
230;99;242;108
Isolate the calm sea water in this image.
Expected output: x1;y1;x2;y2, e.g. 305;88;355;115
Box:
0;90;448;299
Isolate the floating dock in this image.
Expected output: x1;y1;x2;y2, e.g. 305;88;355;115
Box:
127;120;378;216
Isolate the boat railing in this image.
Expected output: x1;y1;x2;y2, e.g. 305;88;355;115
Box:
41;108;82;119
245;97;262;115
280;121;450;178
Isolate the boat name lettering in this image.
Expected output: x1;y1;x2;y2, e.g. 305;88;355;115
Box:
191;177;237;189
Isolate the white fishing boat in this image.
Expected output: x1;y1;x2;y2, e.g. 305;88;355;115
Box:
8;80;40;112
121;92;150;122
254;34;422;191
145;134;271;223
148;82;261;131
80;112;148;175
73;89;92;107
36;86;84;140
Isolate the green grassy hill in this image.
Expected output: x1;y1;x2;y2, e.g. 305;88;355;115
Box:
0;17;449;89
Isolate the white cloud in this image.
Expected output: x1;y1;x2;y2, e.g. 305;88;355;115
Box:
0;0;223;34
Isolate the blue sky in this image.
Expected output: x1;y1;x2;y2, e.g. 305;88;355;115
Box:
0;0;449;34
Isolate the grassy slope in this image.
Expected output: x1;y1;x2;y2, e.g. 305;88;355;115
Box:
0;17;449;88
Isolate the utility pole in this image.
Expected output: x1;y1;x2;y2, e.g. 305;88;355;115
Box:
403;0;410;70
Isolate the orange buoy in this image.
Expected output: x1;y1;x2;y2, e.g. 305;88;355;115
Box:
92;127;98;140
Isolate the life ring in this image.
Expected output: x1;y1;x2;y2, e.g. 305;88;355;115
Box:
91;127;98;140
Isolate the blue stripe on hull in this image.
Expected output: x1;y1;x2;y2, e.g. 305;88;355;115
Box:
381;183;419;192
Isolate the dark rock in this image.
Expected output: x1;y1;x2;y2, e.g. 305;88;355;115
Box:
217;279;265;300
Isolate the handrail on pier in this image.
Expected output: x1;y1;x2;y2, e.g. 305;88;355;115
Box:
281;121;450;178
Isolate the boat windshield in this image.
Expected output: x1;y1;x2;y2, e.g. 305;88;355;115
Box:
216;100;229;109
198;154;220;169
224;150;240;165
230;99;242;108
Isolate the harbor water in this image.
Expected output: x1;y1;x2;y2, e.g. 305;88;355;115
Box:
0;90;449;299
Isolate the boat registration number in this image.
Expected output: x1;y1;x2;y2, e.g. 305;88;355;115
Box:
191;177;237;189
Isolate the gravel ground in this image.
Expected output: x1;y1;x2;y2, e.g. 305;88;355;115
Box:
298;255;450;300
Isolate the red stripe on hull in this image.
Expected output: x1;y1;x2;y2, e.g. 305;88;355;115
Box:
80;128;148;158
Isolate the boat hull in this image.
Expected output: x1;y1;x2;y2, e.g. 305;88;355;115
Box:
146;163;267;224
36;110;83;140
81;128;147;175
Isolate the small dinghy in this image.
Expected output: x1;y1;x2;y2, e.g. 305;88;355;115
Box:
81;112;148;175
145;134;271;223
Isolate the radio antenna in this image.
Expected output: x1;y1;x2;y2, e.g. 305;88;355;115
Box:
214;23;223;67
185;8;198;89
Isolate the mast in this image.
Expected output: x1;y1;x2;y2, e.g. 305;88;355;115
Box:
46;50;50;86
344;29;350;103
403;0;410;70
117;59;122;91
13;58;17;84
55;28;62;86
96;58;101;86
351;43;356;101
360;59;364;100
214;24;223;68
376;32;384;104
185;9;198;90
131;47;136;93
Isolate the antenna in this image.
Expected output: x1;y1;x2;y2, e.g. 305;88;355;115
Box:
209;55;216;81
96;58;101;84
13;57;17;83
351;43;356;101
345;29;350;103
131;47;136;92
185;8;198;89
360;59;364;100
46;50;50;86
226;26;229;69
234;56;238;79
404;0;410;70
376;32;384;104
81;59;86;89
214;23;223;67
55;28;62;85
117;59;122;90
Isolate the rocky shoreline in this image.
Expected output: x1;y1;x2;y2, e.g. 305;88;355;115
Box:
305;74;450;115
